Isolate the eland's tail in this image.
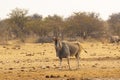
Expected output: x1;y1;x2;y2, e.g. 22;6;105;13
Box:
77;42;87;53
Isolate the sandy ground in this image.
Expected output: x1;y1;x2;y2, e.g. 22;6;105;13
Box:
0;41;120;80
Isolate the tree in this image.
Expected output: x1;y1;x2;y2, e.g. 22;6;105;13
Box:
65;12;105;39
43;15;64;37
31;13;42;20
25;14;44;37
0;20;12;44
108;13;120;36
8;8;28;41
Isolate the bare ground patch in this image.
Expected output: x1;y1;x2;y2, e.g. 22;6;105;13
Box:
0;42;120;80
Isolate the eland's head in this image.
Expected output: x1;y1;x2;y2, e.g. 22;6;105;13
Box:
53;37;62;50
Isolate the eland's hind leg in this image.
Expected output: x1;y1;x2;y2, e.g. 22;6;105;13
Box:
75;53;80;69
67;57;71;70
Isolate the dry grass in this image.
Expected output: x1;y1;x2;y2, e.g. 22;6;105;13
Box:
0;41;120;80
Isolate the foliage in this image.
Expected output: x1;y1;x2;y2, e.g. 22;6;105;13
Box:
65;12;105;39
1;8;120;43
108;13;120;36
8;8;28;41
0;20;11;44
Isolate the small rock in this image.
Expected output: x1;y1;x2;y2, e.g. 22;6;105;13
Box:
9;68;13;70
50;75;55;78
21;67;25;69
45;75;49;78
46;66;50;68
41;66;46;69
92;65;96;67
26;53;34;56
64;75;67;77
56;75;60;78
21;69;24;72
3;46;6;48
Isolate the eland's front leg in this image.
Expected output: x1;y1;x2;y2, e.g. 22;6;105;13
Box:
59;58;62;70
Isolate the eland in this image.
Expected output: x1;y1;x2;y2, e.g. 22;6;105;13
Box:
53;37;87;70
